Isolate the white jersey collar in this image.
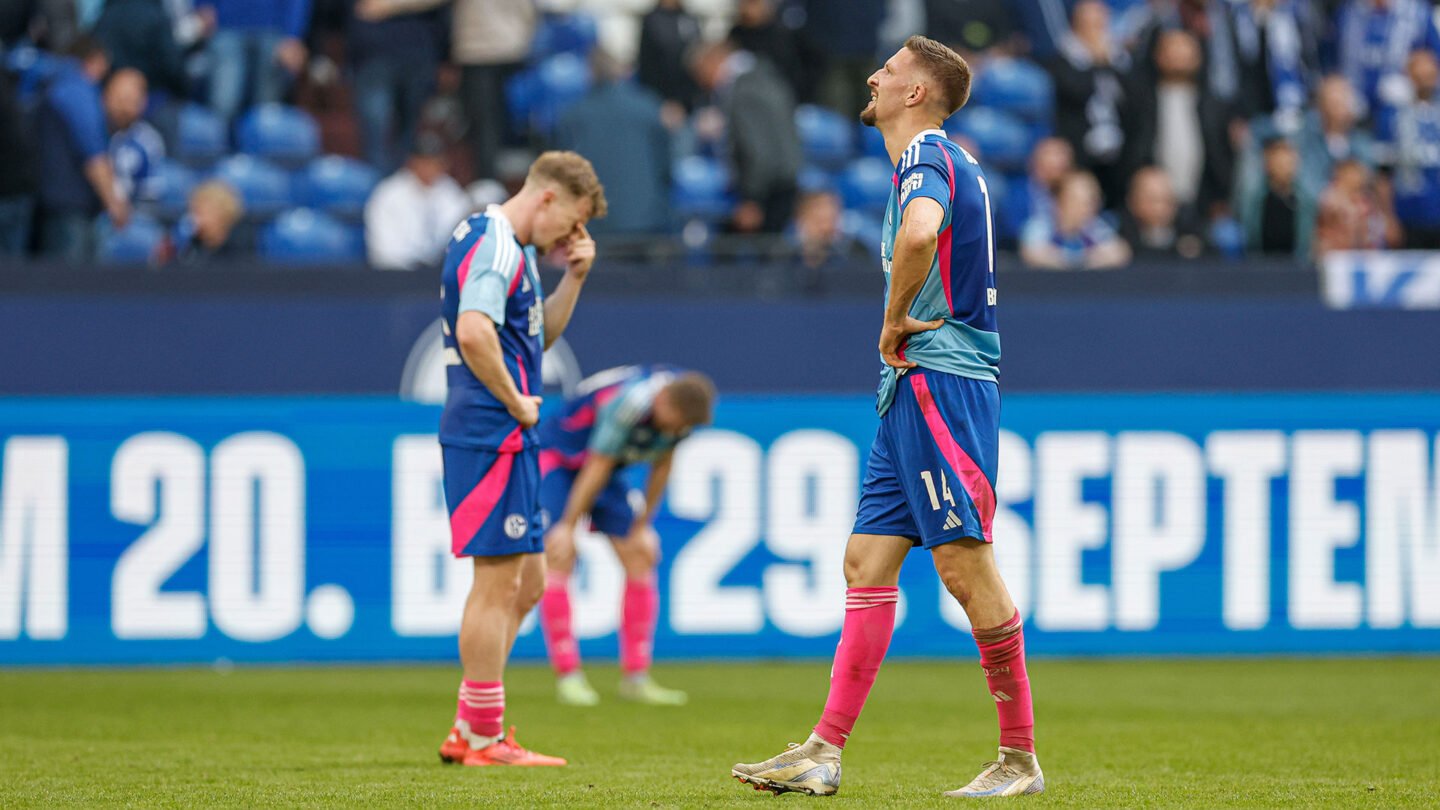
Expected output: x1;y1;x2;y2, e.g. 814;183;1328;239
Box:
905;128;948;151
486;203;517;239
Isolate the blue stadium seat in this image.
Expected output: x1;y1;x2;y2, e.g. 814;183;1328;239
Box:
948;108;1034;173
530;13;598;59
671;156;734;222
294;156;382;221
260;208;365;265
796;105;855;168
798;165;836;194
236;104;321;166
143;159;199;221
858;123;888;159
970;58;1054;126
839;157;894;214
97;213;165;265
4;44;63;102
175;103;229;166
212;154;293;218
527;52;591;135
840;209;883;251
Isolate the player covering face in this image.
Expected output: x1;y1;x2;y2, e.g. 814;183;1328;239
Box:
731;36;1043;798
534;366;716;707
435;151;606;767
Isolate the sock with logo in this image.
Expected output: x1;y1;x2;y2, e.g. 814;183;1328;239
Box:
619;575;659;674
539;570;580;675
973;609;1035;753
812;586;898;749
456;680;504;740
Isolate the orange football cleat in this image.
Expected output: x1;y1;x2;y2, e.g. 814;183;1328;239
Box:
443;726;567;767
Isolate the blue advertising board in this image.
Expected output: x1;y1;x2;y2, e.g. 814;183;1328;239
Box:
2;393;1439;666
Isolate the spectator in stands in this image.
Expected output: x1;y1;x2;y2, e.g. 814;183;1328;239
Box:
1238;134;1315;257
1314;159;1402;257
36;37;131;261
92;0;189;99
1119;165;1205;259
691;40;802;234
1;0;79;51
805;0;886;117
104;69;166;208
1008;137;1073;240
1231;0;1319;135
169;179;247;264
1296;75;1375;199
925;0;1019;56
198;0;311;124
0;68;36;256
348;0;445;174
555;50;671;235
792;189;868;290
364;131;472;270
1125;28;1235;220
729;0;804;97
1049;0;1132;207
1336;0;1440;119
1020;170;1132;270
1376;49;1440;248
637;0;703;122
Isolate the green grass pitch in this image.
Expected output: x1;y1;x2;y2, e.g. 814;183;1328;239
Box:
2;657;1437;808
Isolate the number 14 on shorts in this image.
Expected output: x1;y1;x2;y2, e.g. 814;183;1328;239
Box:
919;470;956;511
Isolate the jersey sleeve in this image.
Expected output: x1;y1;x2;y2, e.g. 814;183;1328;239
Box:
587;382;652;457
897;141;953;220
456;232;523;326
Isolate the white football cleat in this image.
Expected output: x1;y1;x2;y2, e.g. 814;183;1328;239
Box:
944;746;1045;798
731;733;842;796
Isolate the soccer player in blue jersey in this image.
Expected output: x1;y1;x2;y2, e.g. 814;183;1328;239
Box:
435;151;606;768
732;36;1043;798
534;365;716;707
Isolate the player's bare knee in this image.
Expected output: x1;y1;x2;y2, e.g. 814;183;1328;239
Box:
939;569;976;607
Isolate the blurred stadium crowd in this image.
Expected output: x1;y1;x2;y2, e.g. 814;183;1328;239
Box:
0;0;1438;270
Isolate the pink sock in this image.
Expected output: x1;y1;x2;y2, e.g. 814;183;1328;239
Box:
620;576;659;674
813;587;898;748
456;680;504;739
973;610;1035;752
540;570;580;675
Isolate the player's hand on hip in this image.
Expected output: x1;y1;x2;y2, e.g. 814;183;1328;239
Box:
565;225;596;279
879;317;945;369
508;395;543;428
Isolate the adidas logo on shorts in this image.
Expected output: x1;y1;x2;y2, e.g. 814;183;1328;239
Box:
942;510;964;531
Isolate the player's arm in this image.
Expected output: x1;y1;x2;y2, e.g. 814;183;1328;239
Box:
541;225;596;349
554;453;619;533
456;312;541;427
879;197;947;369
632;449;674;531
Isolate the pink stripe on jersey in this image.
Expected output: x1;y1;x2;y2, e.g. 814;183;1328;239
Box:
497;425;524;454
449;452;517;555
910;373;995;542
456;236;485;292
938;145;957;315
539;448;587;477
560;403;597;431
508;251;526;295
515;353;530;395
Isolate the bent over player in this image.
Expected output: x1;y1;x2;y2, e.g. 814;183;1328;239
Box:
536;365;716;707
436;151;605;767
731;37;1043;798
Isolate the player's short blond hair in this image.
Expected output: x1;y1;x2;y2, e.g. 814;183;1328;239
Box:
904;35;972;117
189;180;244;224
666;372;717;427
528;151;608;219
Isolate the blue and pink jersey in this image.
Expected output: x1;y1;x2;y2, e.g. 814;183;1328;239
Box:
537;365;687;474
438;204;546;452
878;129;1001;415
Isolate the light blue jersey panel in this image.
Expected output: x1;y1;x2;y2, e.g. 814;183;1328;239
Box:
877;129;1001;416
